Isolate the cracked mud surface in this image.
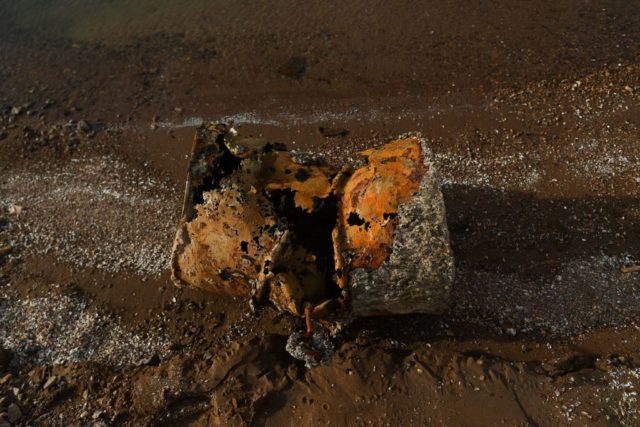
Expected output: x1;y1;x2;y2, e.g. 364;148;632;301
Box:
0;1;639;425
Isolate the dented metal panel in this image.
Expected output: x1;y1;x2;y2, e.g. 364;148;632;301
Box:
340;137;454;316
335;138;426;271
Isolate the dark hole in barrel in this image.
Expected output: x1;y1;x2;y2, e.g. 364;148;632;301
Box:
190;130;242;215
347;212;366;226
268;189;341;302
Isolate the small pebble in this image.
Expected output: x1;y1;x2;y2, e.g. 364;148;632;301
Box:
43;375;57;390
7;403;22;422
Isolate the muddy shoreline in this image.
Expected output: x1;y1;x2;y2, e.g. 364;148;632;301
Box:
1;1;640;425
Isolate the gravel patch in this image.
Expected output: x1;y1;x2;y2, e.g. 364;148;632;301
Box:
0;287;170;367
452;254;640;337
607;367;640;426
0;155;179;276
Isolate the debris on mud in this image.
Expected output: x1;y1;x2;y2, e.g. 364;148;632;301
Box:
286;330;335;368
7;204;22;217
172;124;454;327
621;265;640;273
0;245;11;257
318;126;349;138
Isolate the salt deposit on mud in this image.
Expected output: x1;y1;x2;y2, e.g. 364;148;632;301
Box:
452;254;640;337
0;289;170;366
1;156;178;276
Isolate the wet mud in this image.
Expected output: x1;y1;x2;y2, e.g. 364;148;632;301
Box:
0;1;639;426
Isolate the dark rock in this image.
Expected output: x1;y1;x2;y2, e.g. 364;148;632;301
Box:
77;120;92;132
7;403;21;422
138;354;160;366
278;56;307;79
318;127;349;138
0;348;13;371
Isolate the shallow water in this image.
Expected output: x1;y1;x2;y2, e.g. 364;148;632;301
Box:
2;0;218;42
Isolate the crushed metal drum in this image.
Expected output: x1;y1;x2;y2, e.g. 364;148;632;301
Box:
171;123;454;326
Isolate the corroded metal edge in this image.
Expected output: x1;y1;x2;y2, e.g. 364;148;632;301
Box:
348;135;454;316
170;125;224;289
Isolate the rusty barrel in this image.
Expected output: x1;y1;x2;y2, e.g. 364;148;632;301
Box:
171;124;454;323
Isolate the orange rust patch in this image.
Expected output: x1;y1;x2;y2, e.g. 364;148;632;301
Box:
337;137;426;270
174;134;337;308
176;187;283;297
263;152;336;212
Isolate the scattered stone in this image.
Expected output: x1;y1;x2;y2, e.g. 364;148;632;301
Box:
7;403;21;423
77;120;91;133
2;155;176;277
7;205;23;216
506;328;517;336
10;106;22;116
91;410;104;420
0;292;170;367
289;149;327;166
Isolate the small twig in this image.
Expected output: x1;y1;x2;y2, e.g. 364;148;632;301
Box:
621;265;640;273
304;305;313;337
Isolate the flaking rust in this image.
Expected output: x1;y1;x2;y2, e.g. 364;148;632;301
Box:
335;137;454;316
171;124;454;326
